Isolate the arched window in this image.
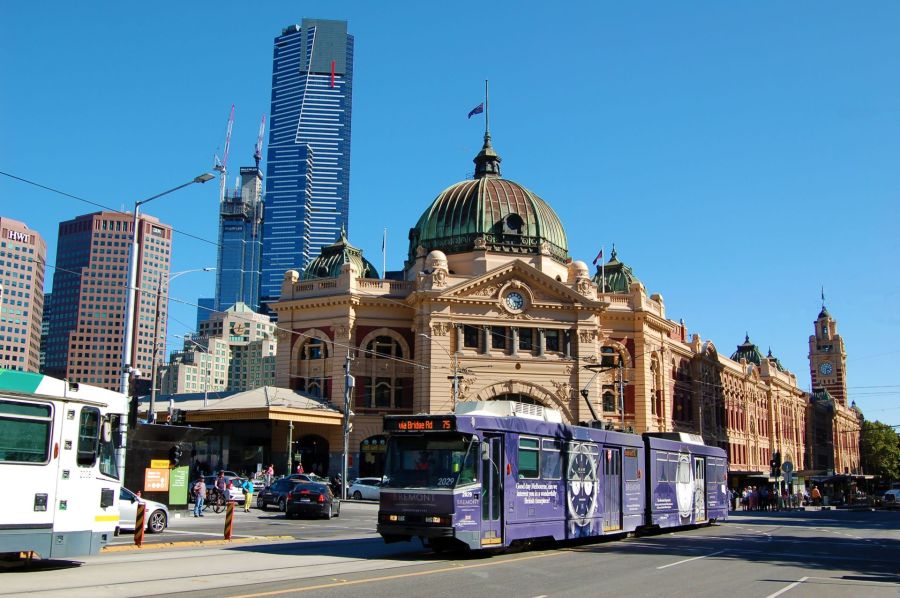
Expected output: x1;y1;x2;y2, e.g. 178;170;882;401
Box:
295;335;330;396
367;335;403;359
602;390;616;413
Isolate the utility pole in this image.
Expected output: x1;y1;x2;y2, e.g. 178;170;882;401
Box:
286;420;293;477
618;360;625;431
448;350;461;413
342;351;355;500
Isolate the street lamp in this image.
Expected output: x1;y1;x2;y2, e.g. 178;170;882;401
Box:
120;173;215;398
419;333;462;412
148;267;215;422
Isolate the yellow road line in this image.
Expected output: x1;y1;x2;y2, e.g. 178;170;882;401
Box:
230;551;560;597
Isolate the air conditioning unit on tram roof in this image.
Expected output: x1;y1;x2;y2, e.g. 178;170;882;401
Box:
457;400;563;423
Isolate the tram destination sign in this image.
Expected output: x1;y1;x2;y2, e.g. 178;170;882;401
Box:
384;415;455;432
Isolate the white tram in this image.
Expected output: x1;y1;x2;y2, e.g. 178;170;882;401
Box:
0;369;127;558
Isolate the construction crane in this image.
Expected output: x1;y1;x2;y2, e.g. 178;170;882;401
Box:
213;104;235;204
254;115;266;169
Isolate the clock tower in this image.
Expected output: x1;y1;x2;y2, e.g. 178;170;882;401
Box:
808;301;848;405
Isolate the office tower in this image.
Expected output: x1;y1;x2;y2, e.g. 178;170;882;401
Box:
159;302;277;394
0;217;46;372
196;297;215;330
40;292;51;371
45;211;172;390
260;18;354;311
215;166;264;312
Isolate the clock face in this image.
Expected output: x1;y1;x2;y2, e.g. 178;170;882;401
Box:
233;322;246;335
819;362;833;376
505;292;525;311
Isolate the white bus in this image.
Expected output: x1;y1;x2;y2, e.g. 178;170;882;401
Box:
0;369;128;558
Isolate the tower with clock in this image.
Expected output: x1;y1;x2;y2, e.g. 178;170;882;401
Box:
808;301;848;405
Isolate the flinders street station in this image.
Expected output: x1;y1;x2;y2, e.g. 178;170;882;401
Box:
269;129;861;487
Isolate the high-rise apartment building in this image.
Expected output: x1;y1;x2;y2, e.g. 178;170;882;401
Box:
260;18;354;311
215;166;264;312
158;302;276;394
45;211;172;390
0;217;46;372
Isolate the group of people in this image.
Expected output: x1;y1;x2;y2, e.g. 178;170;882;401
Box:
729;485;811;511
191;471;256;517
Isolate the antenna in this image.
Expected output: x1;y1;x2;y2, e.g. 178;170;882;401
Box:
254;115;267;168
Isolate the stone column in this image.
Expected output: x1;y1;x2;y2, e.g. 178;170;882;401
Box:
510;327;518;357
537;328;545;357
482;325;491;356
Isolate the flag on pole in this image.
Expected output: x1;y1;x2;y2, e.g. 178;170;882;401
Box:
382;228;387;280
467;103;484;119
592;249;603;265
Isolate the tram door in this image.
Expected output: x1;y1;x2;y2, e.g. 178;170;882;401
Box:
480;436;503;546
694;456;707;523
602;448;622;532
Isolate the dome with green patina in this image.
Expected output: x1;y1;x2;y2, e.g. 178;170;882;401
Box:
592;246;641;293
407;132;569;265
810;387;834;412
766;348;787;372
731;334;763;365
303;229;379;280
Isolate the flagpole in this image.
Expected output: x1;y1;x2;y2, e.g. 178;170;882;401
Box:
601;246;605;293
382;228;387;280
484;79;490;135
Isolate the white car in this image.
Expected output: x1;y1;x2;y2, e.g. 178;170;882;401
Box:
118;487;169;534
348;477;382;500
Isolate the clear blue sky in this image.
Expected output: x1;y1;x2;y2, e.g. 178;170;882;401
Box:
2;1;898;427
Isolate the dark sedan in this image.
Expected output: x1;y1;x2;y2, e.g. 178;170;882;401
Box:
256;477;296;511
285;482;340;519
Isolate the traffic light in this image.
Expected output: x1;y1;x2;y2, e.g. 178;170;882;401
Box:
128;396;139;429
773;451;782;475
169;444;183;466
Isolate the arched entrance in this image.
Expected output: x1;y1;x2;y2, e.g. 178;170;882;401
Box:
298;434;329;477
359;435;387;478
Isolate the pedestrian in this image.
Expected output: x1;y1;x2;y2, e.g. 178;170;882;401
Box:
216;470;228;503
811;485;822;506
193;476;206;517
296;462;304;475
266;464;274;486
241;478;254;512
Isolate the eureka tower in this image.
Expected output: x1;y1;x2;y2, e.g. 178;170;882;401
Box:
260;18;354;313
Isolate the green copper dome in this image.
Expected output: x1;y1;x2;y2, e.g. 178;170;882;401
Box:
592;246;641;293
730;334;763;365
303;229;379;280
407;133;569;265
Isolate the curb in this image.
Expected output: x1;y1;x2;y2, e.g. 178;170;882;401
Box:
102;535;295;553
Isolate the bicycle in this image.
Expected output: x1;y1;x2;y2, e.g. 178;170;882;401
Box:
190;488;227;513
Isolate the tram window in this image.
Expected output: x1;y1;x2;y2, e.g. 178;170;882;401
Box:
0;400;52;463
656;455;669;482
676;458;691;484
77;407;100;467
624;448;639;481
541;439;562;479
518;437;540;479
667;454;679;482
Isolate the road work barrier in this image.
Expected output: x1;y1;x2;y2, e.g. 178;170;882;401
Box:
134;502;145;547
224;500;235;540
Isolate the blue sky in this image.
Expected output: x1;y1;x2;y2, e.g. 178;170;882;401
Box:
2;1;898;427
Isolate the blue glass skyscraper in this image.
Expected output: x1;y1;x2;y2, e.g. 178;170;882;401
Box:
260;18;354;311
215;166;264;312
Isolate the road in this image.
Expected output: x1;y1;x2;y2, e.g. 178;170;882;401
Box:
2;508;897;598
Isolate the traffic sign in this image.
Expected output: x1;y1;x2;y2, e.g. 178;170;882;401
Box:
782;461;794;474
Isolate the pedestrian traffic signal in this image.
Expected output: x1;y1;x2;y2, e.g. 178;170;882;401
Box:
773;451;782;472
169;444;183;466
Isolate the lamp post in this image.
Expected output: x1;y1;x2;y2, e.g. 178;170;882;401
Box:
182;334;211;407
148;268;215;423
419;333;461;412
341;351;355;500
120;173;215;397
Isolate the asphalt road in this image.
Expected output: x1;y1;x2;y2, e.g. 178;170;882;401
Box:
3;508;897;598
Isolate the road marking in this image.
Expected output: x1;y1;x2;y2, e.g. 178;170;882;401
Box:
230;551;559;597
766;576;808;598
656;550;724;570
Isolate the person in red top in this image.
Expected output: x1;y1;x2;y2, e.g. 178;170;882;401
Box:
296;463;304;475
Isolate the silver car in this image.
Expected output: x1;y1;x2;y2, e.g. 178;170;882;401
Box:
118;487;169;534
347;477;382;500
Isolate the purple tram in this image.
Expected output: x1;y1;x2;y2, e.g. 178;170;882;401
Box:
377;401;727;552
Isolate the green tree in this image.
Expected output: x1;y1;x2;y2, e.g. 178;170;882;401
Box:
861;420;900;481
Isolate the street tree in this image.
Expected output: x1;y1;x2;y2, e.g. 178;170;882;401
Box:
860;420;900;481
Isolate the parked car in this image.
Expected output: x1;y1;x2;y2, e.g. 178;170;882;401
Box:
287;473;330;484
348;477;382;500
117;487;169;534
257;477;296;511
285;482;340;519
882;489;900;509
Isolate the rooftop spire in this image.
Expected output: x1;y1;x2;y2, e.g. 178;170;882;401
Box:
473;79;501;178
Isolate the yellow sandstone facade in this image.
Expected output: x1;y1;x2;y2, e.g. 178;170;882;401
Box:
271;132;860;479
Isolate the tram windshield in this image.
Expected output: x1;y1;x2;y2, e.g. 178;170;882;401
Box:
383;434;478;490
